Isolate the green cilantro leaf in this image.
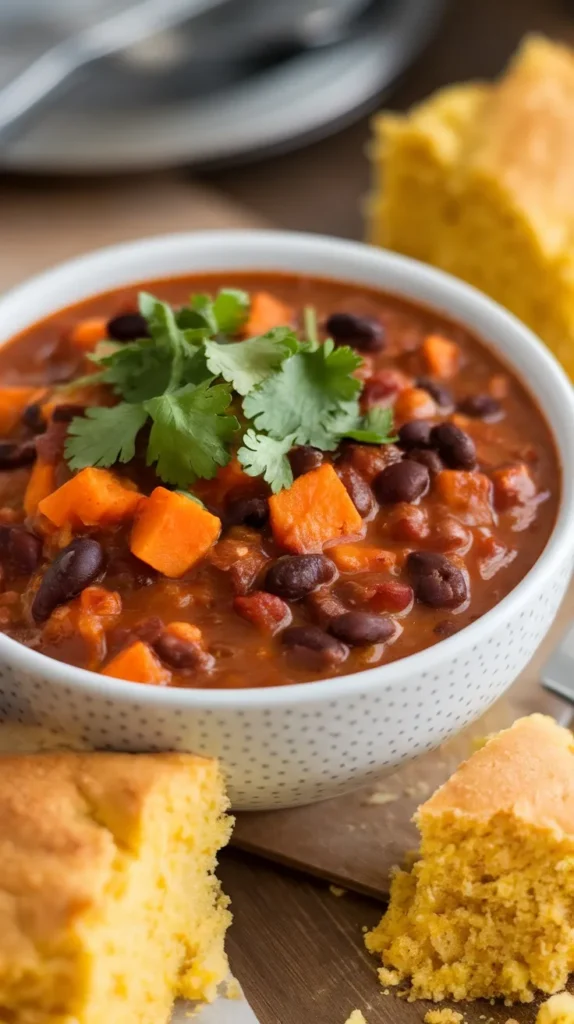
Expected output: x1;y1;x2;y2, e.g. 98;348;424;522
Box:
238;429;296;493
242;342;362;449
65;403;148;471
212;289;250;334
92;340;172;402
204;327;298;396
174;490;207;507
144;380;239;488
339;406;398;444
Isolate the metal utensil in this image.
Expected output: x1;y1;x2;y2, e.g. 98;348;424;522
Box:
0;0;373;144
0;0;227;144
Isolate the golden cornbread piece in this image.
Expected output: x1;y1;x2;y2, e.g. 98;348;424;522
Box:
368;36;574;379
0;751;231;1024
367;715;574;1004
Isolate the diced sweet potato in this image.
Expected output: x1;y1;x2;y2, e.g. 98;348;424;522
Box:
39;468;142;529
234;591;292;634
70;317;108;352
77;586;122;669
491;463;537;510
421;334;460;378
130;487;221;578
192;457;254;507
435;470;494;526
243;292;292;336
394;387;437;422
102;640;171;685
0;387;44;436
165;621;204;647
269;463;363;553
329;544;396;573
24;460;57;517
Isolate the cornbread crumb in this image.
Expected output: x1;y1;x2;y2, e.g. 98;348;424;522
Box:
344;1011;367;1024
0;751;231;1023
367;715;574;1003
224;978;244;1001
362;791;398;806
330;885;347;897
537;993;574;1024
424;1010;464;1024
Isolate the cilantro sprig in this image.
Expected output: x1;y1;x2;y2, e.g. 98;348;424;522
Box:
64;288;397;493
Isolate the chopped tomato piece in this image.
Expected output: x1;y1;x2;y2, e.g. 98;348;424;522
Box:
209;529;269;594
339;443;402;482
491;463;536;510
306;586;347;626
269;463;363;553
234;591;292;634
421;334;460;378
361;368;412;409
368;581;414;615
432;515;473;553
474;531;517;580
102;640;171;685
385;503;429;542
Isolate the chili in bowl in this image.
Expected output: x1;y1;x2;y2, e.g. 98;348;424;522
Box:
0;231;572;810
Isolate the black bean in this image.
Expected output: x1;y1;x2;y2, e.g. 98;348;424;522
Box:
336;464;374;517
417;377;454;410
408;448;444;477
398;419;433;451
0;441;37;470
154;632;215;672
31;538;105;623
325;312;385;353
9;529;42;573
107;312;150;342
328;611;396;646
373;460;430;504
265;554;337;602
458;394;502;421
51;404;86;424
22;402;46;434
225;494;269;528
281;625;348;668
430;422;477;470
407;551;468;608
288;446;324;478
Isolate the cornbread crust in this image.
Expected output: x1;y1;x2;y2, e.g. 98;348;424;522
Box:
368;36;574;378
0;751;232;1024
367;715;574;1004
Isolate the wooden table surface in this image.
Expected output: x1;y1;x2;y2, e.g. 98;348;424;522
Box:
2;2;574;1021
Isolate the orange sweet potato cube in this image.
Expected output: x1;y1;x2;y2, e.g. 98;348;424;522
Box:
39;467;142;528
329;544;396;573
421;334;460;378
102;641;171;685
435;470;494;526
130;487;221;578
269;463;363;553
24;460;57;517
0;387;45;435
244;292;292;336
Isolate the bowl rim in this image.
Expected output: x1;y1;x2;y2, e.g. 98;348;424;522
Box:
1;228;573;709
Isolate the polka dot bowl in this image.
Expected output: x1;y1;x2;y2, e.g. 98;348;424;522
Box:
1;231;573;810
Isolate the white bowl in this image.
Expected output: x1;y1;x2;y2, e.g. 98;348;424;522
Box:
1;231;573;810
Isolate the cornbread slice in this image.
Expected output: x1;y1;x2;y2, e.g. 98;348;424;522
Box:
366;715;574;1004
368;36;574;378
537;993;574;1024
0;751;231;1024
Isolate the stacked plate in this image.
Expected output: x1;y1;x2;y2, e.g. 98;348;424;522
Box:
0;0;444;172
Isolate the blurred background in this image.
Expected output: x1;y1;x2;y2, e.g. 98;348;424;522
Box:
0;0;573;268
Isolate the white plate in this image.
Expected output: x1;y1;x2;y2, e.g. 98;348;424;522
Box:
0;0;443;173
